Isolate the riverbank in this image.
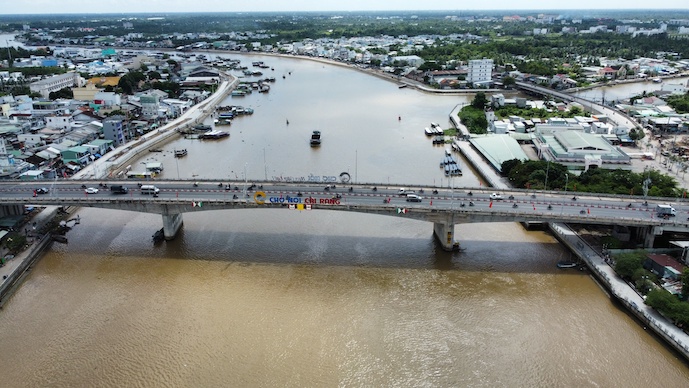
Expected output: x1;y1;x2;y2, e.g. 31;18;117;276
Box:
450;119;689;361
0;206;62;307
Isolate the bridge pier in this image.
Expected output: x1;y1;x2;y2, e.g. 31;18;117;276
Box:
642;225;660;248
433;219;457;251
162;212;183;240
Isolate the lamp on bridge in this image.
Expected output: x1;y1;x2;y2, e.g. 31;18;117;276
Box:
561;172;569;215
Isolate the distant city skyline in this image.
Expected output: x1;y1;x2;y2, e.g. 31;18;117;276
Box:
4;0;688;15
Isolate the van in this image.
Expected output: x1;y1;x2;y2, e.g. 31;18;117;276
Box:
140;185;160;195
406;194;423;202
110;185;128;194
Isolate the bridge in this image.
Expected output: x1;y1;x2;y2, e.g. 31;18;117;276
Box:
1;180;687;250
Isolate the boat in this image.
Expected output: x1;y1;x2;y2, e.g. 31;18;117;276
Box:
310;130;322;147
51;234;68;244
199;130;229;140
174;149;188;157
148;148;163;152
231;90;247;97
424;127;434;136
152;228;164;243
398;84;408;89
216;119;232;126
193;124;212;131
557;261;579;269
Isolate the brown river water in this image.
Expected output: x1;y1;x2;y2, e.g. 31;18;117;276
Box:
0;54;688;387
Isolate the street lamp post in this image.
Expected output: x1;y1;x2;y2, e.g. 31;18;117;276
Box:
243;162;248;197
544;160;550;190
561;173;569;215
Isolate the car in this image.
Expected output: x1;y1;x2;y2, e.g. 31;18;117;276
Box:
489;193;503;200
85;187;99;194
398;188;415;196
406;194;423;202
35;187;49;194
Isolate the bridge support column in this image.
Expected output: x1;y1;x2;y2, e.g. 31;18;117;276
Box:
642;225;661;248
162;212;183;240
433;219;457;251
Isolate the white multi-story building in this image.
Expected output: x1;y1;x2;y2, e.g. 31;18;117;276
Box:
468;58;494;86
29;72;81;98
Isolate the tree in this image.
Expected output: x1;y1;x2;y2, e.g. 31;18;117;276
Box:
471;91;488;110
501;158;522;177
614;252;645;279
148;71;162;80
681;267;689;298
501;76;516;88
48;87;73;99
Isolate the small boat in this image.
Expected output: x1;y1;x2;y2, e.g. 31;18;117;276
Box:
199;130;229;140
193;124;212;131
148;148;163;152
152;228;164;243
424;127;434;136
310;130;321;147
557;261;578;269
398;84;408;89
174;149;188;157
51;234;68;244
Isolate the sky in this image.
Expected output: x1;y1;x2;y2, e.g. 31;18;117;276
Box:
4;0;688;15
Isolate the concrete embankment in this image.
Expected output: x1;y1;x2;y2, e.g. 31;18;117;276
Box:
0;206;61;307
449;115;689;361
549;223;689;362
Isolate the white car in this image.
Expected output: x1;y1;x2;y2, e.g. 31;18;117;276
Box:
489;193;503;200
85;187;99;194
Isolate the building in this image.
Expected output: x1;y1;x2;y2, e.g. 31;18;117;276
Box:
139;94;160;120
29;72;81;98
102;118;126;146
468;58;494;86
533;124;631;171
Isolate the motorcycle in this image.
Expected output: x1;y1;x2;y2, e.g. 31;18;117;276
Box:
547;205;552;210
508;195;514;200
467;191;473;196
349;187;353;192
193;182;198;187
469;201;475;207
372;187;377;191
572;196;577;201
432;190;438;195
627;203;633;208
383;198;390;204
512;203;518;208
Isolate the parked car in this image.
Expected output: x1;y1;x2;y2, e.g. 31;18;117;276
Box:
489;193;503;200
85;187;99;194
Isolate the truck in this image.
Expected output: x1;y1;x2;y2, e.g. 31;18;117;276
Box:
656;204;676;217
110;185;128;194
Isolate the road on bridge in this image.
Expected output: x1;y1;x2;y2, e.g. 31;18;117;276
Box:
1;180;686;225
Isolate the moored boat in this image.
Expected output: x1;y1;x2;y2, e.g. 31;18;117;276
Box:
557;261;579;269
174;149;188;157
199;130;229;140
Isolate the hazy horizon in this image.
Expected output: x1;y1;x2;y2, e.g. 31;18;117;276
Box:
4;0;688;15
